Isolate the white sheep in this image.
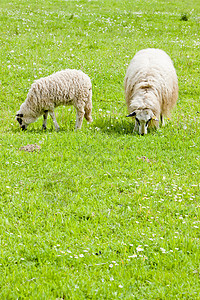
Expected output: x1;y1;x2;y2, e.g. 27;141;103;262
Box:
16;69;93;131
124;48;178;135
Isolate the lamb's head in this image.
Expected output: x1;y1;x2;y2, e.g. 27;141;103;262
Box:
15;113;28;131
16;104;37;131
126;109;158;135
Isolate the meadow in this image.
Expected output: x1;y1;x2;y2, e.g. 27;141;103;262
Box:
0;0;200;299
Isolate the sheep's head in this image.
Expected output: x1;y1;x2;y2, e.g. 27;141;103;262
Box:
126;109;158;135
16;113;29;130
16;105;37;131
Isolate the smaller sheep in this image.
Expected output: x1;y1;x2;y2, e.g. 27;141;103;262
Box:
124;48;178;135
16;69;93;131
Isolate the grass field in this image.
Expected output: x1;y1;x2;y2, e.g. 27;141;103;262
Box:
0;0;200;299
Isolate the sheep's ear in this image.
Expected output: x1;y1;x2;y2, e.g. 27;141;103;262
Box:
152;115;159;121
126;111;136;117
16;113;23;117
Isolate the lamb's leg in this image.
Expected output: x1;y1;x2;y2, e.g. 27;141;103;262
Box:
49;111;60;131
134;119;139;132
84;106;93;123
42;110;48;130
84;89;93;123
160;115;165;126
75;109;84;130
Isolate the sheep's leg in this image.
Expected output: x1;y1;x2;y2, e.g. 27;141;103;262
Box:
42;110;48;130
84;106;93;123
134;120;139;132
84;89;93;123
75;109;84;130
160;115;165;126
49;111;60;131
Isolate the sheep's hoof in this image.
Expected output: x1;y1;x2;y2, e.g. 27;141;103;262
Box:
86;117;93;123
42;125;46;130
74;127;81;131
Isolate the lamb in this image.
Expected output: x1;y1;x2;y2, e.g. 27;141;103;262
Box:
124;48;178;135
16;69;93;131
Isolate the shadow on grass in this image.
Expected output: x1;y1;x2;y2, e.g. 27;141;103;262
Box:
92;116;134;135
10;124;74;134
92;116;158;136
11;116;158;136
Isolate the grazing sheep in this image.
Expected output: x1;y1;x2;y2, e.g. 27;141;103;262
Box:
124;48;178;135
16;69;93;131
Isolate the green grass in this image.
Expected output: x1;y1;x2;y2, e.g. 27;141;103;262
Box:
0;0;200;299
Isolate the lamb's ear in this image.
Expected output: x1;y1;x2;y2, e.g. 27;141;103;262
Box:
16;113;23;117
152;115;159;121
126;111;136;117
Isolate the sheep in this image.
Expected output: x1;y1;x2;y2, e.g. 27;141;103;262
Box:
16;69;93;131
124;48;178;135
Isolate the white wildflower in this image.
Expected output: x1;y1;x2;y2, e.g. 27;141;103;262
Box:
160;247;166;253
136;245;144;252
128;254;137;258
